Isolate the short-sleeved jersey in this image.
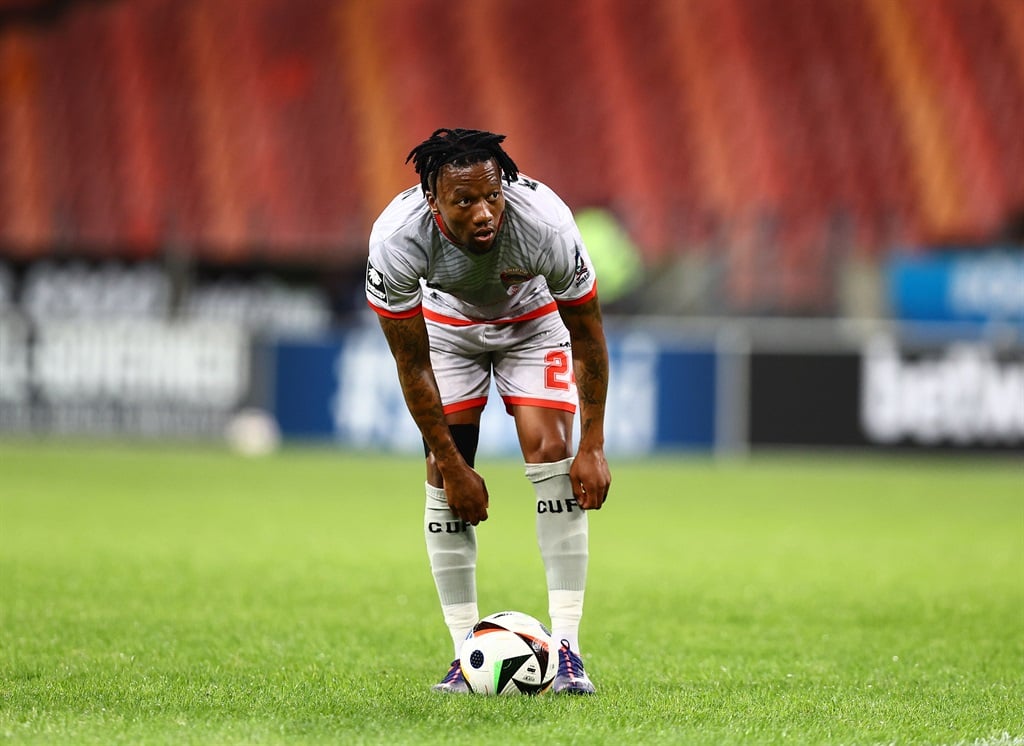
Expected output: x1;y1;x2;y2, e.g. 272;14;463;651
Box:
366;175;596;325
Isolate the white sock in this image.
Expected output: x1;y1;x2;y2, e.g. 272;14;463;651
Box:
424;482;478;658
442;602;478;659
549;589;585;653
526;458;588;653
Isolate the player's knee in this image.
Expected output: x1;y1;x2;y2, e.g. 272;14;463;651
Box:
424;424;480;480
521;434;572;464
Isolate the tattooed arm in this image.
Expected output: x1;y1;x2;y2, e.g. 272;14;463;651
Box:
558;296;612;510
377;313;489;524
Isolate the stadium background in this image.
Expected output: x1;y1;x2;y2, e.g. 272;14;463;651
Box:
0;0;1021;454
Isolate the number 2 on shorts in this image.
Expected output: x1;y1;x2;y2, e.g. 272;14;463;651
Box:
544;350;573;391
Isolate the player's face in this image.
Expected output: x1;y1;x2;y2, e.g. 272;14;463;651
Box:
428;159;505;254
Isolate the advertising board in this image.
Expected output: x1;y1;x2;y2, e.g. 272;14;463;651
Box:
748;339;1024;452
271;328;718;455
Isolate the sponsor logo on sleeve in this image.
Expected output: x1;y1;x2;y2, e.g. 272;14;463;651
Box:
366;261;389;304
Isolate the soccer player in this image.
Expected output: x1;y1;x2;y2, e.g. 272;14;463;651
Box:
365;128;611;695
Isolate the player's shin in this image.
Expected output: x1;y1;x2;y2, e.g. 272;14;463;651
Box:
424;482;478;658
526;457;588;653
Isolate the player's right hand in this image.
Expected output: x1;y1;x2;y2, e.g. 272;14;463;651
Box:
442;465;489;525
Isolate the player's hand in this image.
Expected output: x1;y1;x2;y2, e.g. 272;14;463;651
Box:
570;447;611;510
442;463;490;525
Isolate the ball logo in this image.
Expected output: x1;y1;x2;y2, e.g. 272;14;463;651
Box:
460;611;557;695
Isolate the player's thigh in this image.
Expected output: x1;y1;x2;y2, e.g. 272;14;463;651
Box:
491;314;577;463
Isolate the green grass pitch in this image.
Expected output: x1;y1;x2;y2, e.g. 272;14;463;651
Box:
1;441;1021;745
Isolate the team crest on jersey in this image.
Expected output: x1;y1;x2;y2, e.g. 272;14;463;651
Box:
573;246;592;288
500;267;534;296
366;261;388;304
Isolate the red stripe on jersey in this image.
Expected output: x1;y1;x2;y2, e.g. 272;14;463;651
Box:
367;300;422;319
422;301;558;327
555;280;598;307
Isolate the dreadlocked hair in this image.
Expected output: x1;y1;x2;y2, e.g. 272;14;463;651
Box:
405;128;519;195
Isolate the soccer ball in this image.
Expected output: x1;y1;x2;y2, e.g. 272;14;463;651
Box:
224;408;280;456
459;611;557;695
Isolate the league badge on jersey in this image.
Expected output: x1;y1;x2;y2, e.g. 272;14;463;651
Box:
573;246;592;289
500;267;534;297
366;260;389;304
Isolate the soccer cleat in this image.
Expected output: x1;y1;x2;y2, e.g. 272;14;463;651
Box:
431;659;470;694
552;639;596;695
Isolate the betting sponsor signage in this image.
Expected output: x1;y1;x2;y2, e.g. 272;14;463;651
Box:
748;340;1023;451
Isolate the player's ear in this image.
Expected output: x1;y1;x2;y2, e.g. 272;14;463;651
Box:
426;191;439;214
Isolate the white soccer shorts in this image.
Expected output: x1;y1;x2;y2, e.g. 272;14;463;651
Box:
425;310;577;416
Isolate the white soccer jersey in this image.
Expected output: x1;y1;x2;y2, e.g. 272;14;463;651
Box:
366;175;597;324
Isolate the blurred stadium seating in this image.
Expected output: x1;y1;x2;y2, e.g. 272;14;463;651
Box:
0;0;1021;315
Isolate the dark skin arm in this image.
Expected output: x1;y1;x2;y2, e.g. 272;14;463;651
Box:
377;312;490;524
558;296;612;510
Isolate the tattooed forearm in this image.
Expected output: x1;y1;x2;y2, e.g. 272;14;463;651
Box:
558;298;609;447
378;314;460;464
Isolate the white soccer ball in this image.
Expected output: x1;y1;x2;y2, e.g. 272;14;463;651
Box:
224;408;281;456
459;611;557;695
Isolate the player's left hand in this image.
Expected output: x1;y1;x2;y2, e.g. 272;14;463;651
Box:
570;447;611;510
